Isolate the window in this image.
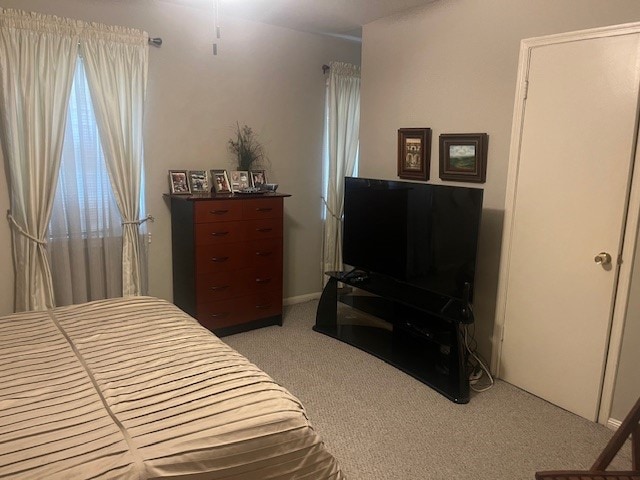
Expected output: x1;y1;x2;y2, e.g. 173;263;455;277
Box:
321;80;360;220
320;62;360;277
47;57;128;305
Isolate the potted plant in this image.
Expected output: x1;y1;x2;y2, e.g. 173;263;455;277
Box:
228;123;268;171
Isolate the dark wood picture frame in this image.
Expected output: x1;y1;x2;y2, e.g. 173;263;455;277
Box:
439;133;488;183
397;128;431;181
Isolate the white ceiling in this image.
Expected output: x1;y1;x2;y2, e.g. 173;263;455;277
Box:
165;0;438;40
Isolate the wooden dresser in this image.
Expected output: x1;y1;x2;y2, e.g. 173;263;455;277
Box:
169;193;289;336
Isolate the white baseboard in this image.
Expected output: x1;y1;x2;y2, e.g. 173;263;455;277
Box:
283;292;321;306
607;417;622;431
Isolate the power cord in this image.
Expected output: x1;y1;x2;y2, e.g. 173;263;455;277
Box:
462;305;494;393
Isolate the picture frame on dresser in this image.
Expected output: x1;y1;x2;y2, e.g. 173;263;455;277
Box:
230;170;251;191
188;170;209;193
169;170;191;194
250;170;267;188
211;169;232;193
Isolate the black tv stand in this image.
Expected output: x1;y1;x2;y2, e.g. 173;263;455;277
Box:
314;271;471;403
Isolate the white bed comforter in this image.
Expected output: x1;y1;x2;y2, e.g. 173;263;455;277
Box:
0;296;344;479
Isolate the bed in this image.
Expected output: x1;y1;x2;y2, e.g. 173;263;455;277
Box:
0;296;344;479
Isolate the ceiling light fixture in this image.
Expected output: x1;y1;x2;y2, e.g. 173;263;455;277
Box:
213;0;221;55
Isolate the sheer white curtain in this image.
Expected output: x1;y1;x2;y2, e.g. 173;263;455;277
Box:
321;61;361;278
0;9;79;311
81;26;149;297
48;58;124;306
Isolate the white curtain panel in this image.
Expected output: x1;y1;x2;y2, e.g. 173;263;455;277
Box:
0;9;79;311
322;61;361;277
80;26;149;297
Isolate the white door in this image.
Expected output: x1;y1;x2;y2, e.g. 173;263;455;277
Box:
497;28;640;421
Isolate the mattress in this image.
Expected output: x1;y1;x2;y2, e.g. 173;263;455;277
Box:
0;296;344;479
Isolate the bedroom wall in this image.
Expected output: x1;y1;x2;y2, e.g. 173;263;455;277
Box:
0;0;361;316
359;0;640;418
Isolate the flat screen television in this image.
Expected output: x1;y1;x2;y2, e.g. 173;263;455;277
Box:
342;177;483;301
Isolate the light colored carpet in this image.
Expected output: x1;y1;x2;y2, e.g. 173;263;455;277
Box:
223;300;630;480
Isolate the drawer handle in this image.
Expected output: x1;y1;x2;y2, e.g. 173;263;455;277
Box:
256;228;273;233
209;209;229;215
211;231;229;236
255;251;272;257
255;278;272;284
255;304;272;309
210;285;230;291
256;207;273;212
211;256;229;262
210;312;230;318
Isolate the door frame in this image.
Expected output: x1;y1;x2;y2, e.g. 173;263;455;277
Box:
491;21;640;425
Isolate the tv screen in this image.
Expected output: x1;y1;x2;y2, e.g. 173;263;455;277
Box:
342;177;483;300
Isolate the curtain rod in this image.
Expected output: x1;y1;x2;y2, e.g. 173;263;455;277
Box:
148;37;162;47
322;64;330;74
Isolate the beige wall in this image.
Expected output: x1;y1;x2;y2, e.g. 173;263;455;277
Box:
0;0;361;316
360;0;640;418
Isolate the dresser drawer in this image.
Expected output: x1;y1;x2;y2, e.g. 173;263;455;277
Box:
195;243;248;274
194;200;243;223
196;271;242;302
196;292;281;330
196;221;245;245
240;267;282;295
196;298;243;330
240;291;282;320
247;238;283;269
245;217;283;241
242;198;283;220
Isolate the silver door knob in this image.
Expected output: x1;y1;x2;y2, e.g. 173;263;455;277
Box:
594;252;612;265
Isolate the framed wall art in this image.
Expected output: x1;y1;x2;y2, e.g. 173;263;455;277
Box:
188;170;209;193
397;128;431;181
169;170;191;194
439;133;488;183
